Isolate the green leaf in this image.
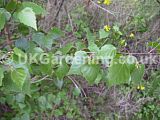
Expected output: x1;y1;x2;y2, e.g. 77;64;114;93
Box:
38;96;47;111
0;13;5;31
131;64;145;85
55;59;69;79
0;67;4;86
21;113;30;120
22;2;45;15
18;23;30;35
32;47;44;53
15;38;30;51
94;73;102;85
108;61;130;86
40;63;52;75
88;43;99;52
5;94;15;105
32;32;45;45
15;93;25;103
17;7;37;30
73;87;81;96
22;78;31;96
13;47;26;58
47;94;55;104
125;55;137;72
25;41;37;53
0;8;11;21
125;55;137;64
86;31;96;44
6;0;17;12
13;47;27;63
47;27;64;40
11;68;27;89
0;1;3;7
148;42;160;53
81;64;100;84
32;32;53;50
68;51;87;75
3;72;30;95
98;44;116;59
148;73;160;95
54;79;64;89
60;43;73;55
76;41;86;51
113;25;120;32
99;29;109;39
54;109;63;117
113;25;122;35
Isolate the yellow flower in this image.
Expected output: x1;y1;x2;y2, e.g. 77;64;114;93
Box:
97;0;102;4
103;0;112;5
136;63;139;69
137;85;145;90
130;33;135;38
119;40;127;46
140;86;145;90
104;25;111;32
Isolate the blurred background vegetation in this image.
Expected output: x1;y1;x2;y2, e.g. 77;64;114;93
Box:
0;0;160;120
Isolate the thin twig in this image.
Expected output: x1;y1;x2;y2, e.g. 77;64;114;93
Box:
67;76;79;89
67;12;74;32
148;38;160;53
0;40;15;49
90;0;116;16
85;51;160;55
67;76;87;97
31;75;50;83
4;26;12;49
120;52;160;55
54;0;65;20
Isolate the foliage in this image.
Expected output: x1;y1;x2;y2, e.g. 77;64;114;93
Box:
0;0;159;119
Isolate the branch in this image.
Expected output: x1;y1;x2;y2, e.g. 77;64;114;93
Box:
156;0;160;5
67;76;87;97
0;39;14;49
148;38;160;53
90;0;116;16
4;26;12;47
31;75;51;83
54;0;65;20
64;6;74;32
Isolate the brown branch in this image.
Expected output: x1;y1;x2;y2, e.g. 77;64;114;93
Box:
0;40;14;49
54;0;65;20
4;25;12;49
